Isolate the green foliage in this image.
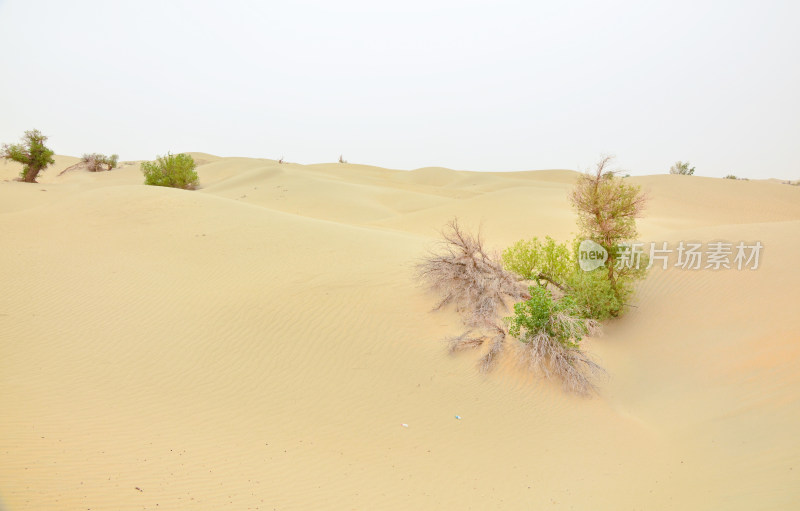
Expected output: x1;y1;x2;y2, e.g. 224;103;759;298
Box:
564;269;625;320
502;235;646;320
1;129;55;182
501;236;572;285
569;156;648;307
141;153;199;189
507;287;591;349
723;174;737;179
571;157;646;250
669;161;695;175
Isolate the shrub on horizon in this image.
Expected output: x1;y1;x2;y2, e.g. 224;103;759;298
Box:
82;153;119;172
669;161;695;175
141;152;199;189
1;129;55;182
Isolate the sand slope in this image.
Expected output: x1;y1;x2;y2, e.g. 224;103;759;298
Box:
1;156;799;510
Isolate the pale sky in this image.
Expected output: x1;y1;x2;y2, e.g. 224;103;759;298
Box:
1;0;798;178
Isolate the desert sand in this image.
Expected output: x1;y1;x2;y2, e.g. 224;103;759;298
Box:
1;155;799;510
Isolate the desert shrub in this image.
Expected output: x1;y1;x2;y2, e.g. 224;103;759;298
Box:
502;235;644;320
1;129;55;182
82;153;119;172
141;153;199;189
417;219;529;371
501;236;572;289
59;153;118;175
507;286;603;394
723;174;737;180
570;156;647;306
563;268;625;320
417;219;527;329
418;220;604;393
669;161;695;175
508;287;591;349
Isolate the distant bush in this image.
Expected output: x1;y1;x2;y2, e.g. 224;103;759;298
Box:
1;129;55;182
82;153;119;172
141;153;199;189
669;161;695;175
58;152;119;176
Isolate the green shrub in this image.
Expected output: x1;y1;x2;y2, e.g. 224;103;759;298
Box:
1;129;55;182
669;161;695;175
141;153;199;189
564;268;625;320
570;156;648;310
508;287;590;349
506;286;604;394
502;235;647;320
501;236;572;287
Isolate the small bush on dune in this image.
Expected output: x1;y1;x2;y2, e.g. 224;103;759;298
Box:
417;219;527;329
418;220;604;393
416;219;529;370
82;153;119;172
417;157;649;395
500;235;642;320
1;129;55;182
507;287;604;394
501;236;572;290
563;268;626;321
669;160;695;175
570;155;648;313
61;153;120;175
141;152;199;189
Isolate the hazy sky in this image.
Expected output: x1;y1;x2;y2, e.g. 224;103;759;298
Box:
1;0;798;178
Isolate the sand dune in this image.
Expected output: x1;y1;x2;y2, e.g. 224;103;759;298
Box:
1;156;798;510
